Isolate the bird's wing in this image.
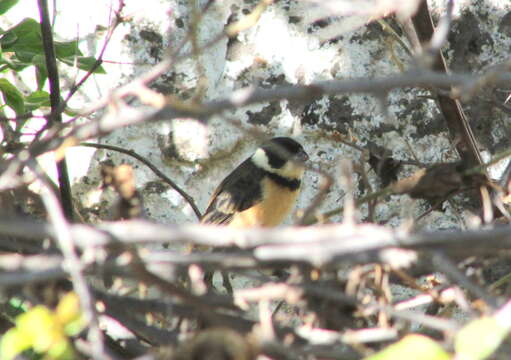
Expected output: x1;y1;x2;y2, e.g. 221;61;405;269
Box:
201;159;264;225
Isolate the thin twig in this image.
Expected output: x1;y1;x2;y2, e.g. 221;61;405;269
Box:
298;168;333;225
80;142;202;220
28;162;109;360
340;159;356;225
1;69;509;196
63;0;126;105
427;0;454;54
431;251;498;310
128;248;236;315
308;184;394;224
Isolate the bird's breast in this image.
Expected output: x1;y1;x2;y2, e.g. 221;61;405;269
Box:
229;177;300;228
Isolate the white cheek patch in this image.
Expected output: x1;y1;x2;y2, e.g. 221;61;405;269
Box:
251;148;273;172
251;148;305;179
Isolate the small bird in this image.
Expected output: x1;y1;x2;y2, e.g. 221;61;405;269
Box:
201;137;309;228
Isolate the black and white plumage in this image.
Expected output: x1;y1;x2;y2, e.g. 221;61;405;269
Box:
201;137;308;227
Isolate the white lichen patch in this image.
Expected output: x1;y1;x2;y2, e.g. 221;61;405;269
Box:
171;118;210;162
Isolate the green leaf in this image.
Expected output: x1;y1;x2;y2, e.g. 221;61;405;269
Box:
0;0;19;16
0;30;17;46
365;334;450;360
12;50;39;63
0;18;42;54
25;90;50;111
8;297;28;312
1;18;40;41
0;78;25;115
6;297;28;318
55;40;82;58
63;106;80;117
59;55;105;73
0;19;44;72
455;317;508;360
1;18;105;76
0;55;31;71
31;54;48;89
35;65;48;89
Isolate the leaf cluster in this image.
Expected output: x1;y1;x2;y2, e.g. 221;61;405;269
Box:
0;2;104;118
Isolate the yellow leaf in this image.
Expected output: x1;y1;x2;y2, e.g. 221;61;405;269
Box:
0;328;32;360
365;334;450;360
455;317;507;360
45;337;74;360
56;292;85;336
56;292;80;324
16;306;64;353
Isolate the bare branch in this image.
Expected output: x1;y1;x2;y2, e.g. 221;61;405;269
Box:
29;162;108;360
80;142;202;220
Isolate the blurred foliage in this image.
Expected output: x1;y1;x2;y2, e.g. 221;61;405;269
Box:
366;311;511;360
364;334;450;360
454;316;509;360
0;0;19;16
0;5;104;119
0;292;85;360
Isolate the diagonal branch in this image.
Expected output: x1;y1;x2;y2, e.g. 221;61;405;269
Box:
28;161;108;360
410;0;483;168
80;142;202;220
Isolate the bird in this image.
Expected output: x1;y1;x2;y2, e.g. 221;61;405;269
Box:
201;137;309;228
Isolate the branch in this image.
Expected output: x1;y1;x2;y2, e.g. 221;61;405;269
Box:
37;0;74;220
30;163;107;360
3;218;511;267
1;68;509;195
80;142;202;220
71;69;511;142
410;0;483;168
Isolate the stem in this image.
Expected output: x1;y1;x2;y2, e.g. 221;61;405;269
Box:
37;0;74;220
